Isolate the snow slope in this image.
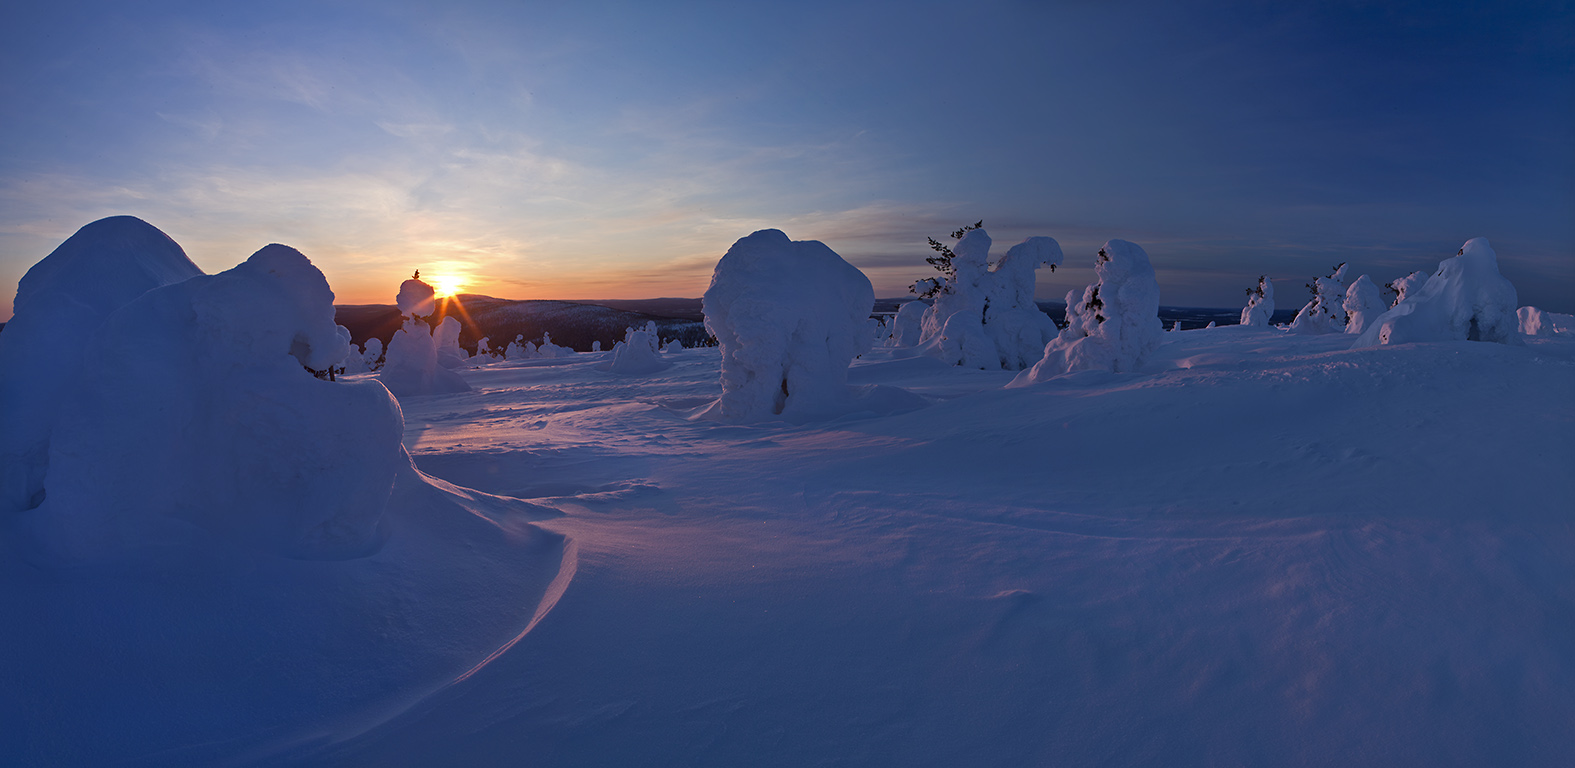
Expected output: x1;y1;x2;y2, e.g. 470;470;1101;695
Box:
285;327;1575;767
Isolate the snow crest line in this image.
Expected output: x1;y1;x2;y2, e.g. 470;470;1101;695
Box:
452;538;580;685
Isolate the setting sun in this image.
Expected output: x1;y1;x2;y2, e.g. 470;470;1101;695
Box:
429;274;466;298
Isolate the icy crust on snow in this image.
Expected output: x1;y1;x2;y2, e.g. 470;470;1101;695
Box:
1342;274;1386;335
1240;276;1275;326
26;245;400;561
1290;263;1349;334
1519;306;1574;336
0;216;204;515
914;230;1065;369
701;229;920;422
1012;239;1161;384
380;278;472;396
1353;238;1520;347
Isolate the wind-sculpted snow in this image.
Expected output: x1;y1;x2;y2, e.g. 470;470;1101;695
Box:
1353;238;1520;347
701;229;922;422
0;216;202;514
1012;239;1162;384
914;229;1064;369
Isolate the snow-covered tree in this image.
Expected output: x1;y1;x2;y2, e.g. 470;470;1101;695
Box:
1518;307;1574;336
537;331;572;358
434;316;468;368
1385;271;1428;308
1343;275;1387;335
1240;276;1275;326
912;229;1064;370
505;335;536;360
601;324;671;374
1290;263;1349;334
889;300;927;347
379;275;472;396
1353;238;1520;347
1011;240;1162;385
0;216;203;514
701;229;875;421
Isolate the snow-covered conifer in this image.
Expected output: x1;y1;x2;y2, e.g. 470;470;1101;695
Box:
379;275;471;395
1386;271;1428;308
1011;240;1162;385
1290;264;1349;334
889;300;927;347
434;316;468;368
913;230;1064;369
1343;275;1387;335
1518;307;1574;336
1240;276;1275;326
1353;238;1520;347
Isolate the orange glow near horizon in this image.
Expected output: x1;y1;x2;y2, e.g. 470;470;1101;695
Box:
428;274;467;298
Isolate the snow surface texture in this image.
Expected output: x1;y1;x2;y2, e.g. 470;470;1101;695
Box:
598;323;671;375
1519;306;1574;336
1343;274;1387;335
1013;239;1162;384
1240;276;1275;326
379;278;472;396
700;229;921;423
1290;263;1349;334
914;230;1065;369
1353;238;1520;347
0;216;203;514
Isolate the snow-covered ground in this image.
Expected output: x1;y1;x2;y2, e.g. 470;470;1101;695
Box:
289;327;1572;766
5;309;1573;765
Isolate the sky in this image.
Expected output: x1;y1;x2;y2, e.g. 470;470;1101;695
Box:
2;0;1572;319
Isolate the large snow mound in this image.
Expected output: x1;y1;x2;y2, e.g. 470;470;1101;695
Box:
27;245;402;562
0;216;204;515
702;229;917;422
1353;238;1520;347
1012;239;1162;384
914;230;1064;369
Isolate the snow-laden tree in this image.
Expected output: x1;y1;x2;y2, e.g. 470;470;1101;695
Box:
889;300;927;347
362;337;385;370
601;323;671;374
36;244;404;561
434;316;469;369
1011;240;1162;385
1343;275;1387;335
536;331;573;358
379;276;472;396
1386;271;1428;307
701;229;875;421
1518;307;1574;336
0;216;203;515
1240;276;1275;326
913;229;1065;370
1353;238;1521;347
505;335;536;360
1290;263;1349;334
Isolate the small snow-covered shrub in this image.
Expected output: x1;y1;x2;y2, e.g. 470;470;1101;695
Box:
1240;276;1275;326
1353;238;1520;347
1011;240;1162;385
0;216;203;514
914;229;1064;370
1290;263;1349;334
36;245;405;561
1518;307;1574;336
701;229;875;421
1343;275;1387;335
600;324;671;374
379;277;472;396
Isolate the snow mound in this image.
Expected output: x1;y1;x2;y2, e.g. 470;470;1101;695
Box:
537;331;573;358
27;245;399;561
379;278;472;397
0;216;204;515
1240;276;1275;326
915;230;1064;369
1011;239;1161;385
598;323;671;374
1518;306;1574;336
1342;274;1386;335
1290;263;1349;334
1353;238;1520;347
702;229;912;422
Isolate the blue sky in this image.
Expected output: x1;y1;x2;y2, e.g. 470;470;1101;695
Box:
3;0;1572;317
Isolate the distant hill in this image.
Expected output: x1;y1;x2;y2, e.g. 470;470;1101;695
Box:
335;295;710;354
